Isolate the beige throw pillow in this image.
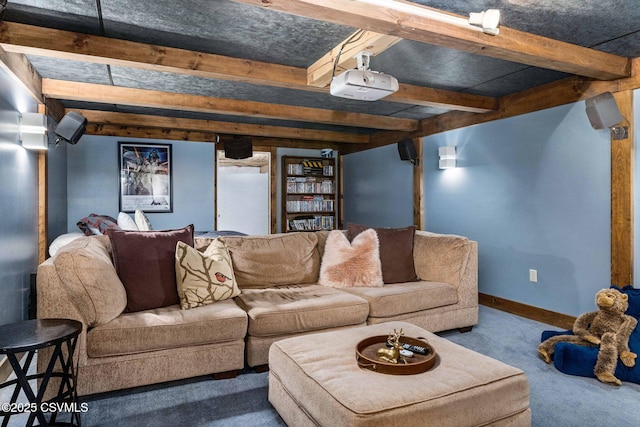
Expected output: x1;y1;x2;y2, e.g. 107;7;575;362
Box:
175;240;240;309
319;229;383;288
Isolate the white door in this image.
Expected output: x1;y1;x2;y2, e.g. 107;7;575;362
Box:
216;150;270;235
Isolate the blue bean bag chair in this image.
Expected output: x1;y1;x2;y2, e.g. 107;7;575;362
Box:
540;286;640;383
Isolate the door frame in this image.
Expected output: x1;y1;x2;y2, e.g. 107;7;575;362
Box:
214;146;277;234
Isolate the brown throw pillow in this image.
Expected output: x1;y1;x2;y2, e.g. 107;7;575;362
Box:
108;225;194;312
319;229;383;288
347;223;418;284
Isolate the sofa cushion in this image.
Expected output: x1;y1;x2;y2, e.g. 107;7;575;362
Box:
108;225;194;312
342;281;458;318
86;300;248;358
413;231;472;286
135;209;153;231
347;223;417;284
53;236;127;327
175;241;240;309
218;233;320;288
234;284;370;337
318;229;383;288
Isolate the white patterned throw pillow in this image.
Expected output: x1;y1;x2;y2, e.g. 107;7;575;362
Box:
175;241;240;309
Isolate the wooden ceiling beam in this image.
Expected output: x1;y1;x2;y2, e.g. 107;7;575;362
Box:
43;79;417;131
0;22;307;90
70;109;369;144
0;46;42;103
86;122;347;150
0;22;495;113
307;30;401;88
235;0;630;81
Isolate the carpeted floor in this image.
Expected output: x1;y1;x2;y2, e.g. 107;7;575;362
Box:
3;305;640;426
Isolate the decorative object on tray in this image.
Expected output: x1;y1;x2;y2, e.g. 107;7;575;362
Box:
356;331;436;375
376;328;405;364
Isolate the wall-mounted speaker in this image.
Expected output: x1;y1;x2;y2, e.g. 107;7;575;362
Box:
585;92;623;130
54;111;87;145
224;136;253;159
397;137;418;165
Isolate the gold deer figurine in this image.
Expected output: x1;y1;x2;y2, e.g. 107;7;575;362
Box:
376;329;405;364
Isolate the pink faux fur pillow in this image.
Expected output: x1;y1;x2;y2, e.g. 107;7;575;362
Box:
318;229;383;288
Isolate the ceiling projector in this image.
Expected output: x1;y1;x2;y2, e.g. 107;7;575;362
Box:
329;51;398;101
330;69;399;101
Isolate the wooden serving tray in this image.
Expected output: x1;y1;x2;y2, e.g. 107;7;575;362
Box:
356;335;436;375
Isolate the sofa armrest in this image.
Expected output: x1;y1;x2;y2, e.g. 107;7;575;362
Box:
37;259;89;367
413;231;478;308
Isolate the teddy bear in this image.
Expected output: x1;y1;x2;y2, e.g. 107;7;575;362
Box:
538;288;638;385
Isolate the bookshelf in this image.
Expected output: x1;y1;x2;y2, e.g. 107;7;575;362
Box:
282;155;337;232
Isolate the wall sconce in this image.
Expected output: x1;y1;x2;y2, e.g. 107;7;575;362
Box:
20;112;48;150
439;146;456;169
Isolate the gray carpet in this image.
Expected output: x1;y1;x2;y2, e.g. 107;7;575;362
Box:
3;306;640;426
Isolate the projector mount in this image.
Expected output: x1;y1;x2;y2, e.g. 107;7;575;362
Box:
355;51;374;72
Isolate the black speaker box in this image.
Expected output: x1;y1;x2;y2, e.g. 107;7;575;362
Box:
585;92;623;130
54;111;87;144
397;138;417;162
224;136;253;159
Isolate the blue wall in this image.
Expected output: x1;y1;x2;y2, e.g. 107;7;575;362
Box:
67;136;215;232
0;68;39;325
342;143;414;228
424;102;611;316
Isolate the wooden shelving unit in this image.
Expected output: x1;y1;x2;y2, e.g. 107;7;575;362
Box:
282;155;337;232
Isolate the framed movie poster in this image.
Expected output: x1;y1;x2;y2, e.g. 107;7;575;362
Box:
118;142;173;213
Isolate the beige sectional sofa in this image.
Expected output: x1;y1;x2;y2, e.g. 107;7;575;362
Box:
37;229;477;396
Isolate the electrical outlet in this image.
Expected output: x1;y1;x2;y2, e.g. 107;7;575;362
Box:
529;269;537;283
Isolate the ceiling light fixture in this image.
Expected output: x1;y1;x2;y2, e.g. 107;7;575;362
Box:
356;1;501;35
20;112;48;150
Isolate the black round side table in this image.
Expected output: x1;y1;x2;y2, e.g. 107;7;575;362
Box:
0;319;82;427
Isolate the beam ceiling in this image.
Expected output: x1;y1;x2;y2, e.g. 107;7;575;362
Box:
0;22;496;113
234;0;631;81
2;2;638;152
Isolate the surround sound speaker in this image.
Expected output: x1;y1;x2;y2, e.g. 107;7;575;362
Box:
224;136;253;159
54;111;87;145
397;138;417;164
585;92;623;130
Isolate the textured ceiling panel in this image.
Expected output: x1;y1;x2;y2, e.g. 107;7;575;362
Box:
100;0;355;67
26;56;113;85
375;40;528;94
5;0;99;34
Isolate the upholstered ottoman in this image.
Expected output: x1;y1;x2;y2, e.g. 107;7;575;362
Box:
268;321;530;427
